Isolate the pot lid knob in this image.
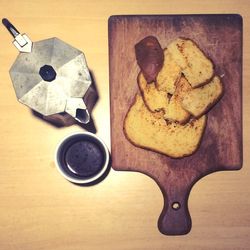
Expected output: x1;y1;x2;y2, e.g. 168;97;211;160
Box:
39;65;57;82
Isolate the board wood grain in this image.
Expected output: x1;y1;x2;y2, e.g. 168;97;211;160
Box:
109;14;242;235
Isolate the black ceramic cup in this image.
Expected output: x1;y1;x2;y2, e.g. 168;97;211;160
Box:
55;132;110;185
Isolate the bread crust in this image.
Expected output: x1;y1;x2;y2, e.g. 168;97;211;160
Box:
137;72;167;115
123;94;207;158
167;37;215;88
163;75;191;124
181;76;223;118
155;48;182;94
138;72;191;124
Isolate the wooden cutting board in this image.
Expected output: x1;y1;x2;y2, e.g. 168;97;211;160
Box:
108;14;242;235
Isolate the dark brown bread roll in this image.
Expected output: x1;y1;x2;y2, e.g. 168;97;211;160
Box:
135;36;164;83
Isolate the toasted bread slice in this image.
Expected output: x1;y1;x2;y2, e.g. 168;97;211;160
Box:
156;48;182;94
181;75;223;117
124;94;207;158
164;76;192;123
137;72;168;114
168;38;214;88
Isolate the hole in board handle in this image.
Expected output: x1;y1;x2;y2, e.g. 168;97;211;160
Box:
172;202;181;210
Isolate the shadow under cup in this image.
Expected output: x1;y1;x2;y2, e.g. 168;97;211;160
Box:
55;132;110;185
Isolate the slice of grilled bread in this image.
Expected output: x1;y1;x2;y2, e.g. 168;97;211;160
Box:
168;38;214;88
139;72;192;123
164;76;192;123
156;48;182;94
137;72;168;114
181;75;223;117
124;94;207;158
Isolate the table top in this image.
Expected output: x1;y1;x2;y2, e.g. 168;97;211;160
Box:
0;1;249;249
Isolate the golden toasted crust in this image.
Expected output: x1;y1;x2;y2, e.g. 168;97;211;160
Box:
168;38;214;88
181;76;223;117
138;72;191;123
164;76;192;124
123;94;207;158
137;72;168;114
156;48;182;94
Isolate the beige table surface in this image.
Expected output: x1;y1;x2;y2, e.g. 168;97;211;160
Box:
0;0;249;249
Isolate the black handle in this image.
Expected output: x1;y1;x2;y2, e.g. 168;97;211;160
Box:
2;18;20;37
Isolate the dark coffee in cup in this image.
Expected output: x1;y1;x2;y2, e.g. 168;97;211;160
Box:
55;132;110;184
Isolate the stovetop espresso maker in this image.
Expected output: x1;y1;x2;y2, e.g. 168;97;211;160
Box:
2;18;97;126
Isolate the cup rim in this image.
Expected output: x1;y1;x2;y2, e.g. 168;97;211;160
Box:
55;131;110;184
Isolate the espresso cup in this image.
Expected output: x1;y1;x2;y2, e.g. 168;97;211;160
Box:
55;132;110;185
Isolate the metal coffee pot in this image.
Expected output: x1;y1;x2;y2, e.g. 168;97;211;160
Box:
2;18;97;126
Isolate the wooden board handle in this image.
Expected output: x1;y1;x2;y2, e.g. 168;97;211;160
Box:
158;187;191;235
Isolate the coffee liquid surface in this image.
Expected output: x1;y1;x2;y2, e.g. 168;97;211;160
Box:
64;140;104;178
